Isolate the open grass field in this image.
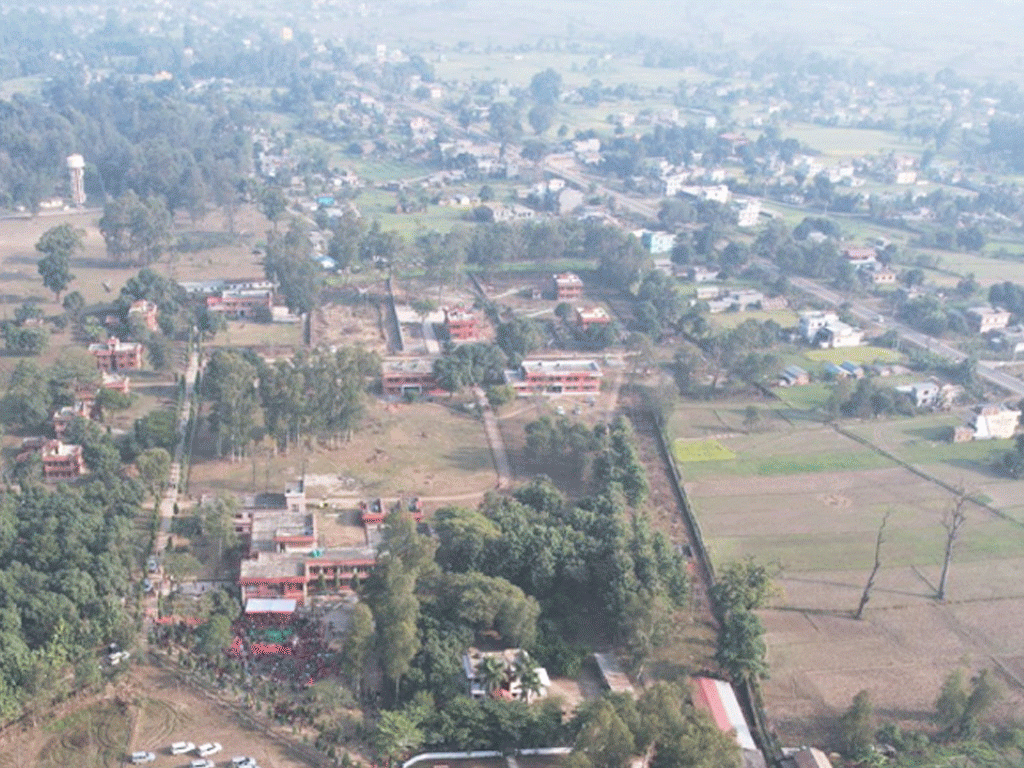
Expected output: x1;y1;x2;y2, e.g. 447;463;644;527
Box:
188;397;497;501
673;399;1024;745
709;309;799;330
781;123;922;160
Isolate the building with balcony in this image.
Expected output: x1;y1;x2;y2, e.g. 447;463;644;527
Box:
18;438;85;480
552;272;584;300
382;358;443;396
504;358;602;396
443;306;478;341
88;337;143;372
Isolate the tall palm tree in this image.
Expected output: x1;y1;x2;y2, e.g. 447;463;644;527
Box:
517;663;544;703
477;654;507;696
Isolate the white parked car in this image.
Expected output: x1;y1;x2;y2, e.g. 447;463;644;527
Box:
231;757;256;768
190;760;215;768
130;752;156;764
170;742;196;755
197;743;223;757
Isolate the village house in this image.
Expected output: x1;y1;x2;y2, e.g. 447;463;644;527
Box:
823;361;864;379
639;230;676;254
687;265;720;283
843;246;878;268
18;438;85;480
88;337;143;372
462;648;550;702
966;306;1011;334
691;677;765;768
128;299;159;332
552;272;584;300
798;310;864;348
504;358;603;396
53;401;92;437
443;306;478;341
778;365;810;387
382;357;444;397
708;289;764;314
953;404;1021;442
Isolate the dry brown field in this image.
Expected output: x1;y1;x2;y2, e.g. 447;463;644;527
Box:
676;401;1024;746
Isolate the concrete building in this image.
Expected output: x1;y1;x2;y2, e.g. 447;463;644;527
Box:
18;438;85;480
552;272;584;300
382;358;443;397
88;338;143;372
967;306;1011;334
574;306;612;330
236;480;376;606
462;648;550;701
692;676;766;768
954;404;1021;441
206;287;274;320
443;306;478;341
504;359;602;396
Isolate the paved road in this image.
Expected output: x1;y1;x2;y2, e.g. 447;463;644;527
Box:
780;268;1024;399
157;347;202;544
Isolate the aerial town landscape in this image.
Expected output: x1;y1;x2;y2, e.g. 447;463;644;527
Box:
2;1;1024;767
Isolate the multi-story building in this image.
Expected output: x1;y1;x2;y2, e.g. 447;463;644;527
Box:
236;480;377;606
504;359;603;396
443;306;478;341
206;288;274;320
382;358;443;396
53;401;92;437
967;306;1011;334
574;306;612;330
88;338;143;372
552;272;584;300
18;438;85;480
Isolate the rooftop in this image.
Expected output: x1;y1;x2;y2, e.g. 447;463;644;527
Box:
521;359;601;375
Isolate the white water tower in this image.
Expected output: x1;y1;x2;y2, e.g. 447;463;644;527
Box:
66;154;86;207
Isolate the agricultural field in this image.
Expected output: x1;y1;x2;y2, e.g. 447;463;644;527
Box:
672;397;1024;745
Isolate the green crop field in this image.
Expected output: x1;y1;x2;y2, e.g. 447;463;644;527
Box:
672;438;736;463
804;346;902;364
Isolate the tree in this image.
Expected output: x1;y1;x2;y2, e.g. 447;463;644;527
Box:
855;510;891;619
373;557;420;701
478;654;507;695
342;602;374;696
574;699;635;768
838;690;874;759
374;709;423;765
485;384;516;412
711;558;777;614
136;448;172;504
36;224;82;300
260;186;288;230
528;104;555;135
201;494;239;561
496;317;542;364
714;610;768;684
410;298;438;324
195;614;233;659
530;68;563;105
935;668;969;737
517;656;544;702
937;488;968;600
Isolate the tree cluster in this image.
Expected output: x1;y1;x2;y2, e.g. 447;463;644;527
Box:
710;558;775;685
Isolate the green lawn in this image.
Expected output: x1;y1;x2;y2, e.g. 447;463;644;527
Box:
710;309;799;330
783;123;922;159
774;382;832;412
682;447;894;479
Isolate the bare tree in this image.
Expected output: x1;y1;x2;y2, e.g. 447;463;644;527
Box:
937;488;969;600
855;509;891;619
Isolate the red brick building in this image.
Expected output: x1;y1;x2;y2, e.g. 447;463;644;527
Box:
443;306;478;341
206;288;274;320
88;338;143;372
382;358;444;396
552;272;583;300
504;358;603;396
18;438;85;480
